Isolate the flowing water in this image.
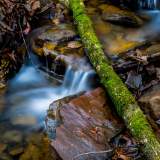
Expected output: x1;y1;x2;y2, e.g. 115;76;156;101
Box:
138;0;160;9
126;1;160;42
0;0;160;159
0;55;96;158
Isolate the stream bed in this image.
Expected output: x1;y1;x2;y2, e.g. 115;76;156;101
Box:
0;0;160;159
0;58;96;159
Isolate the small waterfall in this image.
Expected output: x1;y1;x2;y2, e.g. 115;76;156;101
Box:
2;60;96;134
138;0;160;9
45;65;96;140
61;66;95;94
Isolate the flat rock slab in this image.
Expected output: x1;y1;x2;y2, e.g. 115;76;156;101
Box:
51;88;123;160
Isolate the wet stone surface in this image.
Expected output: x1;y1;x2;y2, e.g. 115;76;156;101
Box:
51;88;125;160
99;4;143;27
139;84;160;121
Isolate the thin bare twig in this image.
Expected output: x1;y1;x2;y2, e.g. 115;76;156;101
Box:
72;149;113;160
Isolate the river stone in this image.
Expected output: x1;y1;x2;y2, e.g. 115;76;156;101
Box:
11;116;37;126
37;24;76;43
32;24;77;57
3;130;23;143
99;4;143;27
20;133;61;160
51;87;123;160
139;84;160;120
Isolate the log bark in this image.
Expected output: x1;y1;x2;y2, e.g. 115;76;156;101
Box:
58;0;160;159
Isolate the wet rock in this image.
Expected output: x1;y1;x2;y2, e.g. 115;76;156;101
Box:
37;24;76;44
99;4;143;27
135;43;160;57
31;23;87;77
51;88;123;160
20;133;61;160
89;12;142;55
139;85;160;120
32;24;77;56
3;130;23;143
9;146;24;156
11;116;37;126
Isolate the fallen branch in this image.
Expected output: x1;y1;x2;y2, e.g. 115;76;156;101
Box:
58;0;160;159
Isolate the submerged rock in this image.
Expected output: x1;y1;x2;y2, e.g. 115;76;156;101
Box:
99;4;143;27
9;146;24;156
87;7;143;55
2;130;23;143
20;133;61;160
51;88;123;160
139;85;160;120
36;24;76;44
11;116;37;126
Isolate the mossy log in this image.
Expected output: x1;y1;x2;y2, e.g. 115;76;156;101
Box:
58;0;160;159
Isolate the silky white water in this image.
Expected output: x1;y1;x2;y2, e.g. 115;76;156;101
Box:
0;58;96;134
138;0;159;9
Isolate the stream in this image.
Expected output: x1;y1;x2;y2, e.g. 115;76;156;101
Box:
0;0;160;159
0;55;96;159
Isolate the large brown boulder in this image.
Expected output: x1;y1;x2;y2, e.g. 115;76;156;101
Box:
50;88;124;160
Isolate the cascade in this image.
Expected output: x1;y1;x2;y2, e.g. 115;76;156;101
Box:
138;0;160;9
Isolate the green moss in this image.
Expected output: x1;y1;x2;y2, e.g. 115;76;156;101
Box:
61;0;160;159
